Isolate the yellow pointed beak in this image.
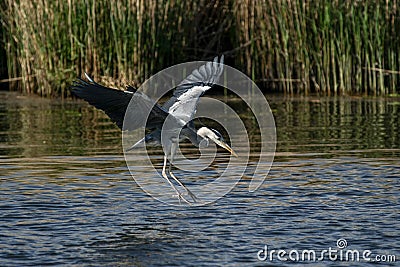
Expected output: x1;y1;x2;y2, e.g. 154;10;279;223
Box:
214;139;238;157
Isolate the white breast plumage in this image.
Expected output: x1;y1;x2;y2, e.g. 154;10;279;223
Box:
168;85;210;114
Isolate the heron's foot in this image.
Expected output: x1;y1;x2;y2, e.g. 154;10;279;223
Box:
172;191;192;205
169;171;198;203
185;188;199;203
172;187;198;204
173;185;199;204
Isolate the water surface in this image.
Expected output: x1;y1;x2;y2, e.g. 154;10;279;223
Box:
0;92;399;266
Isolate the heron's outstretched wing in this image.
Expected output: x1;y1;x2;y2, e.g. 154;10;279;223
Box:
162;55;224;124
71;74;168;131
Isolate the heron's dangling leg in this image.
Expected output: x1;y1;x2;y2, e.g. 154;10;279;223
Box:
161;155;190;205
169;166;198;203
168;142;198;202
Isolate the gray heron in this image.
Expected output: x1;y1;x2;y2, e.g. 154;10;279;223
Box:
71;56;236;204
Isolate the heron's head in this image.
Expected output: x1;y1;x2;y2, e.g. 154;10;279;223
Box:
197;127;237;157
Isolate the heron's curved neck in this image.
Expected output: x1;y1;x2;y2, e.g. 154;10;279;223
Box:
181;126;203;147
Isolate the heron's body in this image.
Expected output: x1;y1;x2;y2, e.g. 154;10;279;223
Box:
71;56;235;204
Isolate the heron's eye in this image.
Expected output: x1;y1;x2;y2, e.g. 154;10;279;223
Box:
211;129;222;138
199;139;209;148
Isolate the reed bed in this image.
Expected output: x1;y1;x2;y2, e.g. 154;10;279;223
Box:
1;0;399;96
234;0;400;95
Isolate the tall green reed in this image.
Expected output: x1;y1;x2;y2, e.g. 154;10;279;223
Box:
0;0;399;96
1;0;229;96
232;0;400;95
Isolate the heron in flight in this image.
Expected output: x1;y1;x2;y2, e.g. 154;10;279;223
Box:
71;56;236;204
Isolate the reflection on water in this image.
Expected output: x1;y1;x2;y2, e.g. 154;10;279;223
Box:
271;97;399;158
0;92;121;158
0;91;399;266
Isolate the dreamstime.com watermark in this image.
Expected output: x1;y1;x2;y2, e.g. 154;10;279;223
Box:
257;238;397;263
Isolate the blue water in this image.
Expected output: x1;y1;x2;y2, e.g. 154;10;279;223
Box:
0;92;399;266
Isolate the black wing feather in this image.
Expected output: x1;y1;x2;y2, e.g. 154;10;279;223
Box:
71;77;169;131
